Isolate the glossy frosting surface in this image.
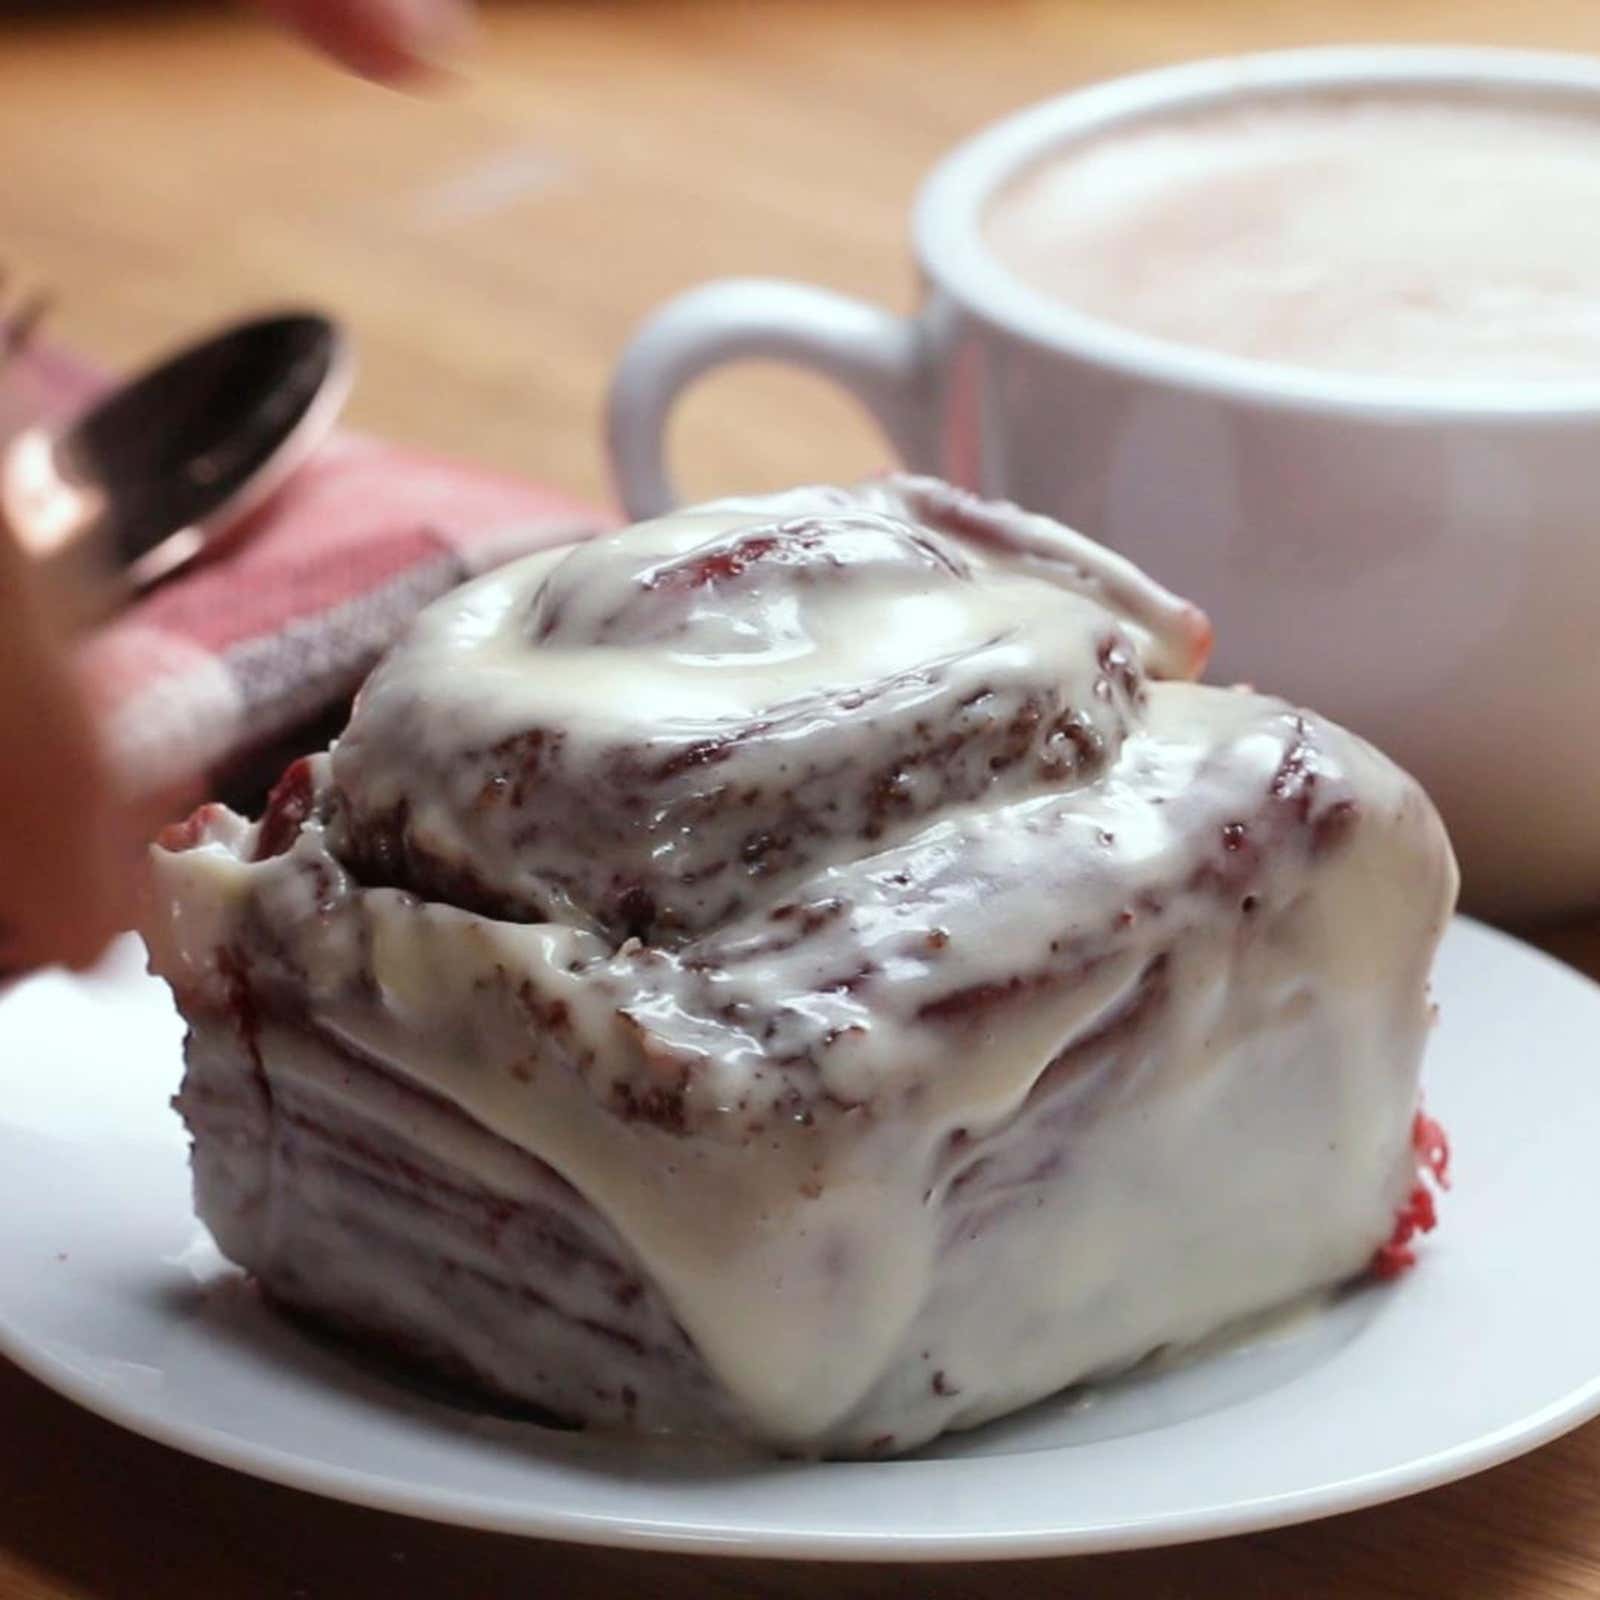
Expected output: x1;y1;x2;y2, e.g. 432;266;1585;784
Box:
148;478;1456;1453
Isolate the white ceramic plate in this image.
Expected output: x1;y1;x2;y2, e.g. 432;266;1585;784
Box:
0;920;1597;1560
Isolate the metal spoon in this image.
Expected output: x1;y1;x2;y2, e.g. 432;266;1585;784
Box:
2;310;352;618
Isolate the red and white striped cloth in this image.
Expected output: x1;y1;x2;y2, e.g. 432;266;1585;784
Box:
3;339;610;806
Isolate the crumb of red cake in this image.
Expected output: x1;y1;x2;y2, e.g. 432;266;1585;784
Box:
254;757;317;862
1414;1108;1452;1189
1370;1108;1452;1280
157;803;231;854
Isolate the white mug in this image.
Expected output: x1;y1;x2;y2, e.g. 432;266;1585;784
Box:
608;46;1600;923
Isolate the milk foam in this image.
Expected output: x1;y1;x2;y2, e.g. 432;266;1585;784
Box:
987;95;1600;382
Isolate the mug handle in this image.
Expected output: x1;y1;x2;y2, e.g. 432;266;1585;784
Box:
606;278;932;520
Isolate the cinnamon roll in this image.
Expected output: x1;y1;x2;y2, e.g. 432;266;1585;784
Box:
147;476;1457;1456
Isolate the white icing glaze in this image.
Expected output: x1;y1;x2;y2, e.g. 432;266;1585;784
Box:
147;478;1456;1454
327;480;1210;942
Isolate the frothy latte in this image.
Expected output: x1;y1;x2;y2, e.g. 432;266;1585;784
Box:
986;95;1600;382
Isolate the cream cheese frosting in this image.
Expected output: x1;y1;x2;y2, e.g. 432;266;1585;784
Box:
148;477;1457;1454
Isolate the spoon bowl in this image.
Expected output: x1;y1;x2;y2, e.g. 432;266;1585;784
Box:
3;310;352;614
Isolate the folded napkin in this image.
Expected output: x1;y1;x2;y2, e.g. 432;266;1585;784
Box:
5;339;609;813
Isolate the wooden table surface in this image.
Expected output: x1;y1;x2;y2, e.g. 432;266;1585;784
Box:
5;2;1600;1595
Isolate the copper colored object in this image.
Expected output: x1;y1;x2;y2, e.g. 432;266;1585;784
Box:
1;309;352;618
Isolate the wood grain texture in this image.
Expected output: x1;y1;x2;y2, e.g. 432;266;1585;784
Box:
3;2;1600;1595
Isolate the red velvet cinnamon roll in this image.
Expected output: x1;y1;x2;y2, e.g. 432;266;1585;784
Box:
148;477;1456;1456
